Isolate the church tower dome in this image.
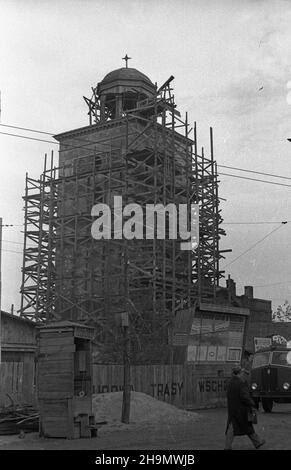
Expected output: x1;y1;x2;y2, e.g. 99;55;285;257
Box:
96;59;156;120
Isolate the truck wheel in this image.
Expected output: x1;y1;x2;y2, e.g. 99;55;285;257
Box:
262;398;273;413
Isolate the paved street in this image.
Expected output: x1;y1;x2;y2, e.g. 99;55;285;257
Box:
0;403;291;450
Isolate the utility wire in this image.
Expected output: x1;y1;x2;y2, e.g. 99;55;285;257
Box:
0;131;58;145
2;239;35;247
218;164;291;181
3;123;291;182
2;248;22;254
4;221;291;229
0;129;115;157
0;124;128;162
2;239;34;248
2;123;291;181
3;223;288;261
219;172;291;188
2;239;23;245
3;128;291;189
0;123;53;136
2;123;291;186
0;129;124;155
0;122;125;153
222;222;287;269
223;221;290;225
0;225;24;229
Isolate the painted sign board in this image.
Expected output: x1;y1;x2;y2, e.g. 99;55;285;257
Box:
187;345;242;362
271;334;287;346
254;337;272;352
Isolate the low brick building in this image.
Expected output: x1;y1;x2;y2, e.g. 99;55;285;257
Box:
233;284;291;353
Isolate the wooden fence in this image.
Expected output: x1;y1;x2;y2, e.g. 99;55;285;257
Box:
0;362;36;407
93;364;230;409
0;362;229;410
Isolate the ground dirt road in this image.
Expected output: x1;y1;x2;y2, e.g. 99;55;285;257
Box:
0;403;291;450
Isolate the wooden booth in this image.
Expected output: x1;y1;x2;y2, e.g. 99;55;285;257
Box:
37;321;96;439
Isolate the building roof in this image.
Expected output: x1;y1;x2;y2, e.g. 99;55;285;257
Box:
36;320;94;330
1;310;36;327
101;67;153;86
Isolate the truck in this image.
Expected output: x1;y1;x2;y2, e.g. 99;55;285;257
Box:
250;337;291;413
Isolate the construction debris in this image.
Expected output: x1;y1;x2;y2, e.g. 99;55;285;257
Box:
0;403;39;435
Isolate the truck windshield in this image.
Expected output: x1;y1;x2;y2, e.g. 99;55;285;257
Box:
271;351;291;367
252;352;270;368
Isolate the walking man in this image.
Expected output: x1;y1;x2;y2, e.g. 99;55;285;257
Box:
225;366;265;450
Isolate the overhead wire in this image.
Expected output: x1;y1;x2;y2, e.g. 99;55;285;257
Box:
218;172;291;188
222;222;287;269
2;122;291;187
217;164;291;181
0;123;133;154
0;123;53;136
1;124;291;310
2;124;291;276
223;221;291;225
2;248;22;254
2;239;35;247
2;128;291;189
0;131;58;146
2;239;24;245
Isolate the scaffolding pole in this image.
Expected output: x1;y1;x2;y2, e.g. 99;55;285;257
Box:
20;82;226;363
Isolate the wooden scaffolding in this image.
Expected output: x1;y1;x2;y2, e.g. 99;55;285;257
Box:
20;79;227;362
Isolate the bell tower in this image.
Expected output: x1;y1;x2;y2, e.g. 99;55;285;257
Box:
84;59;156;123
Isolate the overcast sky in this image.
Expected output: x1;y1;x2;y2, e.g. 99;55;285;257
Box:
1;0;291;313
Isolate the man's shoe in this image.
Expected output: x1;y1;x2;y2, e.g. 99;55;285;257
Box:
256;440;266;449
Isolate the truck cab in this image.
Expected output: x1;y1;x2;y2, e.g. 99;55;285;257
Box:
250;346;291;412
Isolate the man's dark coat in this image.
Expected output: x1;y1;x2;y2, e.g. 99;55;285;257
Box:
226;375;256;435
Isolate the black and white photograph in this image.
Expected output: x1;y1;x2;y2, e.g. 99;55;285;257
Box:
1;0;291;458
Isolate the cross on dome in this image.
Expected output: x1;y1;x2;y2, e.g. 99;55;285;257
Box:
122;54;132;68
